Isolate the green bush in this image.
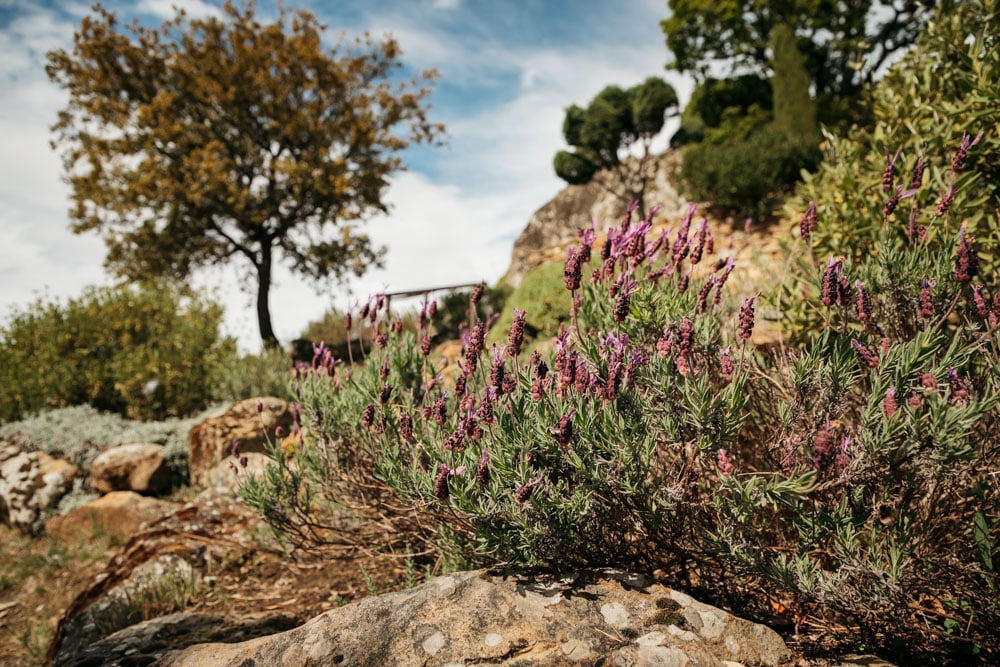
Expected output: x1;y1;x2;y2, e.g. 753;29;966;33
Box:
212;347;294;403
488;261;570;349
0;283;234;423
244;188;1000;660
671;74;773;146
786;0;999;270
682;121;821;212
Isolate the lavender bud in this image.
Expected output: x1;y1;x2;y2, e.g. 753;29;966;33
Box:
952;131;983;171
515;478;542;504
399;412;413;441
508;308;526;357
812;423;835;470
883;388;897;418
851;338;880;368
972;284;989;318
719;346;733;382
379;383;393;405
947;368;970;403
800;201;817;241
361;403;376;429
433;465;450;500
919;278;935;319
678;317;694;355
882;146;900;192
935;183;956;217
854;281;872;322
737;293;759;340
476;450;490;486
954;225;979;283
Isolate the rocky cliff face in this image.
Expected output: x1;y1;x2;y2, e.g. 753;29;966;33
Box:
504;151;690;288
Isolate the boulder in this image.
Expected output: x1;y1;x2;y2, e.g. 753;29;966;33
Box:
45;490;180;544
187;397;294;487
159;568;789;666
0;438;79;534
89;442;172;494
202;452;272;496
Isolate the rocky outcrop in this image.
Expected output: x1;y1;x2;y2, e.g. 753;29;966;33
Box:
160;568;789;667
187;397;294;487
0;438;79;534
89;442;173;494
505;151;690;288
45;491;180;544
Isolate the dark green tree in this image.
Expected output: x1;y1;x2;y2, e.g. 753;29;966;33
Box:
661;0;936;106
47;1;443;348
554;77;678;215
770;22;817;138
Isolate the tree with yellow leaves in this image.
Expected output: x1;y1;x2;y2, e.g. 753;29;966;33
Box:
47;1;443;348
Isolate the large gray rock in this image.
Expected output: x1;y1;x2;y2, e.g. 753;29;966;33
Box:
89;442;173;494
0;438;78;534
160;568;789;666
187;397;294;487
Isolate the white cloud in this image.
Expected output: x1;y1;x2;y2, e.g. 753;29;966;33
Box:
432;0;462;9
135;0;221;20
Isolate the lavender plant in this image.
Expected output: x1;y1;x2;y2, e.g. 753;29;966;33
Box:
245;154;999;659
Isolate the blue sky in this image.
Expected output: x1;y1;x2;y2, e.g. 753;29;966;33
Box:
0;0;688;350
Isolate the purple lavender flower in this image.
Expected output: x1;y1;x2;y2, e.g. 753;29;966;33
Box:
508;308;527;357
690;218;708;264
432;395;448;426
716;448;735;476
812;421;835;470
379;383;393;405
515;477;542;504
399;412;413;441
954;224;979;283
344;311;353;330
882;185;917;218
947;368;970;403
564;245;584;291
719;346;734;382
678;316;695;355
677;268;691;294
972;284;989;318
906;209;920;239
361;403;376;429
910;150;928;190
738;293;760;340
820;257;841;307
433;464;451;500
952;131;983;171
836;436;851;473
656;326;673;357
851;338;880;368
883;388;897;418
420;335;433;356
854;281;873;322
919;277;935;319
476;450;490;486
697;274;717;314
714;257;735;305
380;357;390;381
800;201;818;241
554;409;576;447
882;146;902;192
935;182;956;217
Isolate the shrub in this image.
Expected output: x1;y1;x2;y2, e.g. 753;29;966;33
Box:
671;74;773;146
786;0;999;272
0;283;234;422
682;121;821;213
245;186;1000;660
0;403;224;479
212;347;294;403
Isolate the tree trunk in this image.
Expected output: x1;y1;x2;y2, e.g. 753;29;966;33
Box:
256;246;280;349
